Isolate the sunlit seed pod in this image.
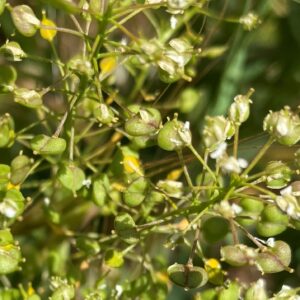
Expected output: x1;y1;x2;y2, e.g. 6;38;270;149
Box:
0;229;14;245
157;180;183;198
256;241;291;273
167;263;208;289
244;279;268;300
263;106;300;146
11;5;40;37
30;134;66;155
125;107;161;137
68;56;94;78
0;189;25;220
0;114;15;148
0;41;26;61
239;197;264;213
220;244;257;267
93;103;116;125
218;281;240;300
201;217;229;243
157;119;192;151
13;88;43;109
202;115;235;152
10;155;32;185
50;284;75;300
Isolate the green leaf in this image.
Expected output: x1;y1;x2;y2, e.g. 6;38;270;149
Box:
105;249;124;268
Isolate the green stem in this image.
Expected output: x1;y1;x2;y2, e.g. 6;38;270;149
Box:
177;150;194;189
242;137;274;177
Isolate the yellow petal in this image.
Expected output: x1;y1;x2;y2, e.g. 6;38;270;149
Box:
40;17;57;42
123;156;143;176
167;168;183;181
7;182;20;190
100;57;117;75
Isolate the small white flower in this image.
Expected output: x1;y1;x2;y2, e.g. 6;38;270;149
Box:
231;203;242;214
238;158;248;169
266;238;275;247
115;285;123;297
82;178;92;189
44;197;50;206
280;185;292;196
210;142;227;159
170;15;178;29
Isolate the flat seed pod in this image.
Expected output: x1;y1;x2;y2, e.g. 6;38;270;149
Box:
125;108;161;137
14;88;43;109
256;241;291;273
218;281;240;300
0;229;22;275
10;155;31;185
256;222;287;237
30;134;66;155
0;41;26;61
124;177;148;207
167;263;208;289
76;237;100;256
0;189;25;220
114;213;139;244
221;244;256;267
51;285;75;300
57;164;85;194
0;114;15;148
0;65;17;88
92;175;109;207
11;5;40;37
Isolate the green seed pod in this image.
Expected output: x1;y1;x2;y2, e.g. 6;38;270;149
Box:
256;240;291;273
124;177;148;207
92;175;109;207
263;106;300;146
157;180;183;198
57;163;85;194
68;56;94;78
0;41;26;62
220;244;257;266
256;222;287;237
157;119;192;151
10;155;32;185
131;135;155;149
167;263;208;289
218;281;240;300
202;116;235;152
0;189;25;220
13;88;43;109
167;0;193;14
201;217;229;243
265;161;291;189
0;229;22;274
125;107;161;137
11;5;40;37
0;114;15;148
76;237;100;256
236;198;264;226
0;164;10;191
260;204;289;224
30;134;66;155
104;249;124;268
93;103;116;125
244;279;268;300
229;89;253;125
195;289;218;300
114;212;139;244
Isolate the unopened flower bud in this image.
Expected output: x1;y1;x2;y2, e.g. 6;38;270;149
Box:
263;106;300;146
239;12;261;31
